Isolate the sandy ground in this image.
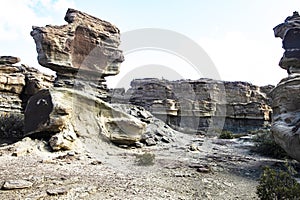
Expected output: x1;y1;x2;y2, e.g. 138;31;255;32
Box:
0;132;287;200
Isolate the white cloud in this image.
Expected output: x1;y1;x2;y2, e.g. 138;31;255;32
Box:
198;31;285;86
0;0;75;41
0;0;75;72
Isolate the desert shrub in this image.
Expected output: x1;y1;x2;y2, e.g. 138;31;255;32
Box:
0;113;24;138
251;129;288;159
257;164;300;200
219;130;234;139
135;152;155;166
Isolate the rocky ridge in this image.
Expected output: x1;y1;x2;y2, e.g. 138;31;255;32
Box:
111;78;273;134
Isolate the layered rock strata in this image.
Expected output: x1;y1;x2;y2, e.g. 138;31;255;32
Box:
0;56;54;138
271;11;300;161
26;9;145;150
111;78;273;134
31;8;124;101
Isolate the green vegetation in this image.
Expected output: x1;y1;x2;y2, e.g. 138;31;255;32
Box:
257;163;300;200
135;152;155;166
0;113;24;138
219;130;234;139
251;129;289;159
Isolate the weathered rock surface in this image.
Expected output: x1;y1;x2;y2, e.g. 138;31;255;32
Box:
271;11;300;161
274;11;300;73
0;56;20;65
24;88;146;148
111;78;273;134
31;8;124;101
25;9;148;148
2;180;33;190
111;104;177;146
0;60;54;113
0;57;54;138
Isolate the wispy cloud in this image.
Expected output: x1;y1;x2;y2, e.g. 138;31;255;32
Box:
0;0;75;41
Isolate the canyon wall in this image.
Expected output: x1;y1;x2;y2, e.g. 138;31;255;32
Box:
111;78;273;134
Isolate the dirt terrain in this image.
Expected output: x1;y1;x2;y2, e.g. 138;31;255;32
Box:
0;132;286;200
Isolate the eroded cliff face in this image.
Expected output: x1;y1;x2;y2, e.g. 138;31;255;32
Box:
271;11;300;161
111;78;273;134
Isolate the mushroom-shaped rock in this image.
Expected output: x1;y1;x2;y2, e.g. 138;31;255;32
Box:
271;11;300;161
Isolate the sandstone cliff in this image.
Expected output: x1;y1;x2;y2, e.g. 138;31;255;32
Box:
271;11;300;161
111;78;273;134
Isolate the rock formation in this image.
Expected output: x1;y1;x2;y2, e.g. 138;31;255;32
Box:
111;78;273;134
0;56;54;138
0;8;276;152
271;11;300;161
26;8;145;150
31;8;124;101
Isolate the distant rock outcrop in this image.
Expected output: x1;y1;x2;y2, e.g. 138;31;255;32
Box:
111;78;273;134
271;11;300;161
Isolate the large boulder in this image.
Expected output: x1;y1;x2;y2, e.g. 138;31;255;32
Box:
24;88;146;150
271;11;300;161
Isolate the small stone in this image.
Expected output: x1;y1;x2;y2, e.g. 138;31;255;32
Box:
161;136;171;143
155;129;165;137
189;143;198;151
118;145;129;149
86;154;92;159
47;187;68;195
67;151;75;156
2;180;33;190
175;173;192;177
145;138;157;146
91;160;102;165
189;163;205;169
135;142;143;148
197;167;211;173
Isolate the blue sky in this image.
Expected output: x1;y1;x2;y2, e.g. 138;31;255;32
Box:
0;0;299;88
